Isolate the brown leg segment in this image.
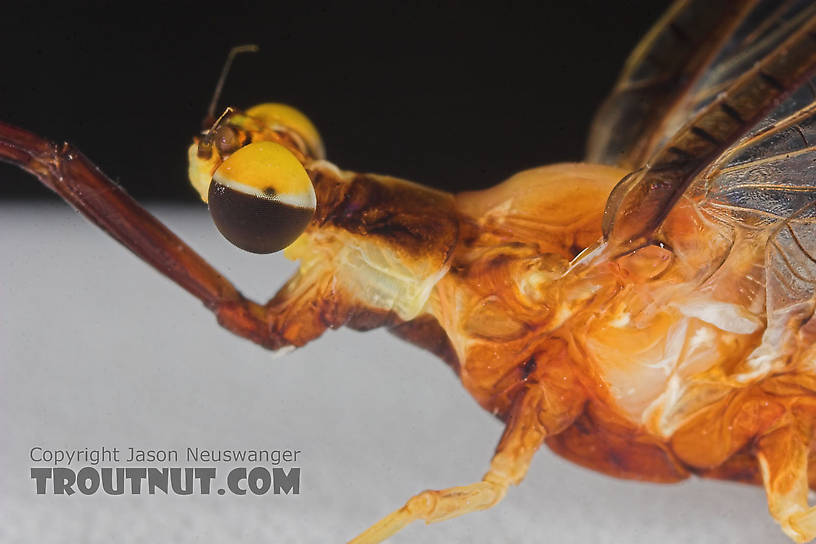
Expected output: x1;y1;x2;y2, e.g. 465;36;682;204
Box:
0;121;332;350
348;384;581;543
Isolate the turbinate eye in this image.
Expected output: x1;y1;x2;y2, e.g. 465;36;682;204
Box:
245;103;325;159
208;141;316;253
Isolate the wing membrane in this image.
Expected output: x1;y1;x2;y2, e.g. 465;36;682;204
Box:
691;80;816;345
587;0;816;170
603;14;816;249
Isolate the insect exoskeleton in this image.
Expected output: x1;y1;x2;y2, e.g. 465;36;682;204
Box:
187;103;322;253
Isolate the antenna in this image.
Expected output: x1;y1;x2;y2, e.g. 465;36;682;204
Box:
205;45;260;123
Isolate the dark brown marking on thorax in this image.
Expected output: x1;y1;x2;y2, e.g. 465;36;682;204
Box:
521;357;537;380
308;169;459;259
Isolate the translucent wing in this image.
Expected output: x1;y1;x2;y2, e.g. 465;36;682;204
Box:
587;0;816;170
603;12;816;249
598;9;816;374
680;77;816;364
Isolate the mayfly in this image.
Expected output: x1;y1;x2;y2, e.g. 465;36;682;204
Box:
4;0;816;542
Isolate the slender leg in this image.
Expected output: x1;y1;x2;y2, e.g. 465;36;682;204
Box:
348;384;577;544
0;121;333;350
757;420;816;542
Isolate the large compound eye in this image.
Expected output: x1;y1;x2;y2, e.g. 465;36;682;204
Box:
245;103;325;159
208;141;316;253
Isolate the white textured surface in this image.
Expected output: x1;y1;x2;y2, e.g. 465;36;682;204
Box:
0;203;789;543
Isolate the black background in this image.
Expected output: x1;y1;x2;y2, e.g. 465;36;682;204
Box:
1;2;670;200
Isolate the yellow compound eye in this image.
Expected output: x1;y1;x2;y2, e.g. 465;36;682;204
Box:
209;141;316;253
246;103;325;159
